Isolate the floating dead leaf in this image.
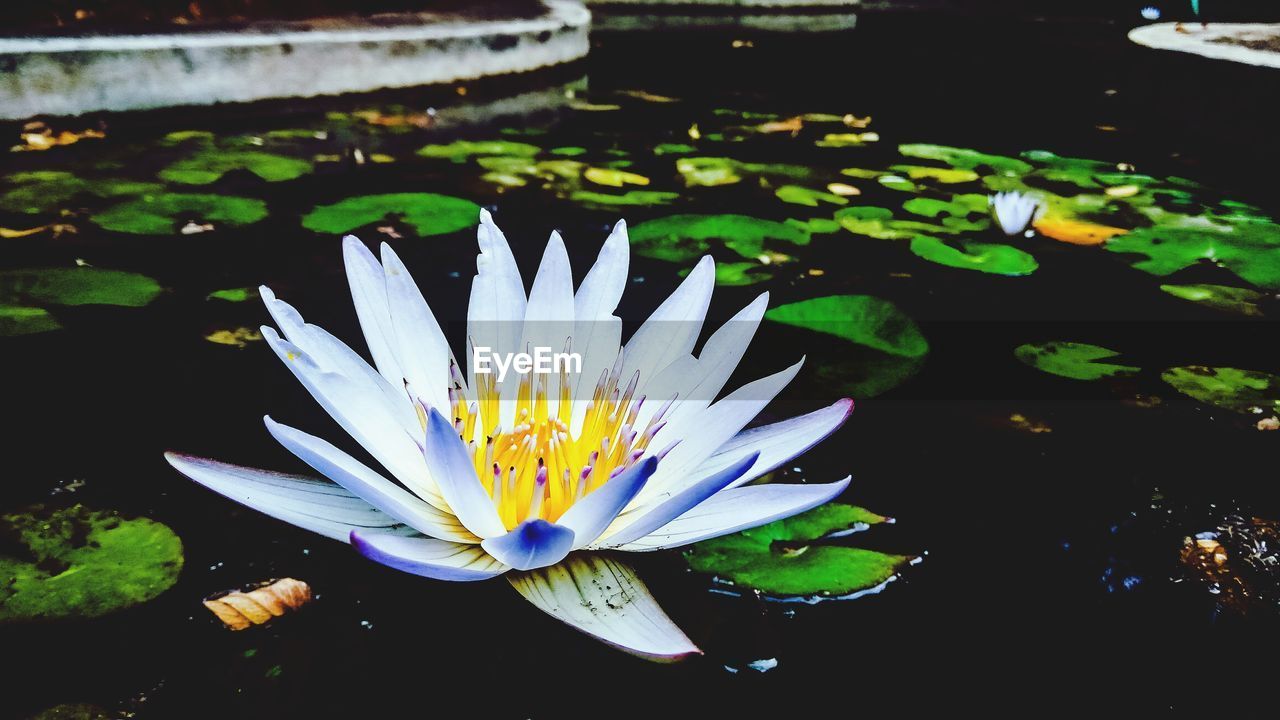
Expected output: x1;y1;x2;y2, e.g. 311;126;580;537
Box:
1;225;50;238
843;114;872;128
204;327;263;348
376;225;403;239
13;122;105;152
351;110;433;128
1104;184;1141;198
755;116;804;135
826;182;861;196
618;90;680;103
688;123;702;141
204;578;312;631
1257;416;1279;431
1008;412;1053;433
180;221;214;235
1178;516;1280;615
1033;217;1128;246
569;100;621;112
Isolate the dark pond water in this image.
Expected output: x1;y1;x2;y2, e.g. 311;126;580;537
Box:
3;9;1279;718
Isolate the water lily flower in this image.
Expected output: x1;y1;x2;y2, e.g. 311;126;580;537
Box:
989;191;1042;236
166;210;852;660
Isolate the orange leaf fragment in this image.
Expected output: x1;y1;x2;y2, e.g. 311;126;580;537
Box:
1033;217;1128;246
203;577;312;630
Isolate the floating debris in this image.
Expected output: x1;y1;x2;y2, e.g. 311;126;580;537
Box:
203;578;313;631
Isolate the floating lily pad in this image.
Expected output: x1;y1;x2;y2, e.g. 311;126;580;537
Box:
301;193;480;237
1158;283;1266;317
0;305;61;337
207;287;260;303
890;165;980;184
416;140;540;162
898;144;1033;175
0;505;183;622
909;236;1038;275
92;193;267;235
159;150;313;185
1014;341;1139;381
569;190;679;208
583;167;650;188
1161;366;1280;415
683;503;913;600
0;172;163;214
0;267;163;308
767;295;928;398
630;214;809;264
775;185;848;207
653;143;696;156
1105;220;1280;290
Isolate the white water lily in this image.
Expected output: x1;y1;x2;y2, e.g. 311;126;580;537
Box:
166;210;852;660
989;191;1042;236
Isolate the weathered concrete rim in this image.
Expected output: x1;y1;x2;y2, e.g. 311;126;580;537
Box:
1129;22;1280;69
0;1;590;119
592;10;857;32
0;3;589;53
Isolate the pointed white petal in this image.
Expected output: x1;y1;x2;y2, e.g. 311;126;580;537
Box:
614;477;851;551
480;519;576;571
381;243;451;413
264;417;478;544
571;220;629;422
422;407;506;538
351;530;508;581
508;554;700;662
621;255;714;395
699;398;854;490
556;457;656;549
467;209;526;384
343;235;405;387
165;452;413;543
261;327;445;509
593;452;758;549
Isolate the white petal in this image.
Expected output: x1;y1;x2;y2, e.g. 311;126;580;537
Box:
621;255;714;396
381;243;451;413
571;220;629;427
508;554;700;661
264;417;478;544
261;327;445;509
351;530;508;581
614;477;851;551
343;235;405;387
422;407;506;538
556;456;656;549
698;398;854;490
593;452;758;549
467;209;526;388
480;519;575;571
164;452;414;543
637;357;804;504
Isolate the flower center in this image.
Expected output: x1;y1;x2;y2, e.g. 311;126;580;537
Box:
432;362;671;531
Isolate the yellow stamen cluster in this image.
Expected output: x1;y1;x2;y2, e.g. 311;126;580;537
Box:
441;361;670;531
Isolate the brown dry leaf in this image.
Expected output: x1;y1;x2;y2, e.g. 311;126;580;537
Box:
1257;416;1279;431
1033;217;1128;246
204;578;313;630
843;114;872;128
352;110;433;129
1008;413;1052;434
617;90;680;103
13;122;105;152
204;327;263;348
755;116;804;135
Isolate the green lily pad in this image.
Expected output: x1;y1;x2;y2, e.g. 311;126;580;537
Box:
92;193;268;235
1161;366;1280;415
550;146;587;156
416;140;540;162
569;190;679;208
301;193;480;237
1014;341;1139;381
767;295;928;398
583;167;649;188
159;150;313;185
693;261;773;286
878;175;918;192
0;267;163;308
909;236;1038;276
0;172;163;214
630;214;809;263
207;287;261;303
654;143;696;156
0;505;184;622
766;295;928;358
898;144;1033;175
835;206;917;240
890;165;980;184
0;305;61;337
677;157;740;187
1105;220;1280;290
785;217;842;235
683;503;913;600
1159;283;1267;317
775;185;848;207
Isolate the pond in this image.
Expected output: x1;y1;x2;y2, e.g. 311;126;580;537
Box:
3;9;1278;717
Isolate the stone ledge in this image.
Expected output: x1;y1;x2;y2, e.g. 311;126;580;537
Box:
0;0;591;119
587;0;858;8
1129;22;1280;69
